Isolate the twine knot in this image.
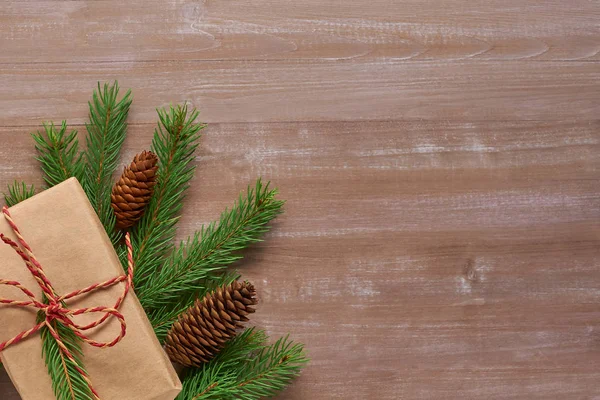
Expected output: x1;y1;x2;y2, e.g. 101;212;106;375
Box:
44;302;65;321
0;206;135;400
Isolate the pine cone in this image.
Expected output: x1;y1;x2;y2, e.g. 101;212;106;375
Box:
111;150;159;230
165;280;258;367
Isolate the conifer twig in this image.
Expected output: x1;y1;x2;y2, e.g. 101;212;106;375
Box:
137;179;284;312
130;104;204;292
81;81;131;245
4;181;35;207
176;328;267;400
177;332;307;400
32;121;84;187
39;305;94;400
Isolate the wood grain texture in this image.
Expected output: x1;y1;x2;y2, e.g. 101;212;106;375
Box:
1;0;599;399
2;1;599;62
0;61;599;125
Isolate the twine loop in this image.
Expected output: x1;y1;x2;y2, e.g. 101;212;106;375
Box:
0;206;135;399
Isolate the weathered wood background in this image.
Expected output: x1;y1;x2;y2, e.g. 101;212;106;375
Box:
1;1;600;399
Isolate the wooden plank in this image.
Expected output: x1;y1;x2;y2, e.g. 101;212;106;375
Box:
2;0;599;63
0;120;599;398
0;61;599;126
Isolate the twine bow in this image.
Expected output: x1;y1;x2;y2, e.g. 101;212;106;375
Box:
0;206;135;399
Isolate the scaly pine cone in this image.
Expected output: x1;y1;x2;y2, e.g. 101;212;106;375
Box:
165;280;258;367
111;150;159;230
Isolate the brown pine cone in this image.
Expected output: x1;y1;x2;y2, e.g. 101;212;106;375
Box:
111;150;159;230
164;280;258;367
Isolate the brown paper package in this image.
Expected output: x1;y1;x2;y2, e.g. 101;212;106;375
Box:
0;178;182;399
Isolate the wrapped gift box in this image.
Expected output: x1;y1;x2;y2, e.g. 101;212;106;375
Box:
0;178;181;399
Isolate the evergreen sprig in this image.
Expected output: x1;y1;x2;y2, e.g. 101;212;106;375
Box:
178;332;308;400
138;179;284;313
130;104;204;292
81;82;131;243
176;328;268;400
233;336;307;399
32;121;84;187
39;307;94;400
4;181;35;207
27;82;132;397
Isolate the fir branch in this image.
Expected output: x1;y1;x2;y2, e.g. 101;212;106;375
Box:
130;104;204;291
4;181;35;207
138;179;284;313
81;81;131;244
176;328;267;400
39;307;94;400
178;333;307;400
232;336;307;399
32;121;84;187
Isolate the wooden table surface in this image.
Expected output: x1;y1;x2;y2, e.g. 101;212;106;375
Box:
1;1;600;399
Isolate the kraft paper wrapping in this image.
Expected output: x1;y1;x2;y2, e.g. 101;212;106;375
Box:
0;178;181;399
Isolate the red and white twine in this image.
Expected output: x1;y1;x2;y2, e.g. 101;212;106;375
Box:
0;206;135;399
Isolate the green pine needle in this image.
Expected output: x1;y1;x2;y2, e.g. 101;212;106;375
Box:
178;332;308;400
32;82;131;398
81;81;131;245
4;181;35;207
130;104;204;292
233;335;307;399
39;299;94;400
32;121;84;187
137;179;284;313
176;328;268;400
